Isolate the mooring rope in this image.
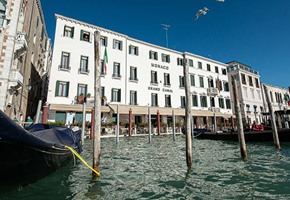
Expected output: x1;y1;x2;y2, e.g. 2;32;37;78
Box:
65;145;100;176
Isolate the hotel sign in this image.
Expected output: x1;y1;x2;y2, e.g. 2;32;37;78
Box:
148;86;173;93
151;63;169;70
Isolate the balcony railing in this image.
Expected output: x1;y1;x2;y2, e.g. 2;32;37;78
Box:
59;65;71;71
9;68;24;85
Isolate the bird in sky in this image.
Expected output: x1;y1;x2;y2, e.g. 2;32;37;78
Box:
216;0;225;2
195;7;209;20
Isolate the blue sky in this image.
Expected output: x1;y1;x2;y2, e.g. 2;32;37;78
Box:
41;0;290;89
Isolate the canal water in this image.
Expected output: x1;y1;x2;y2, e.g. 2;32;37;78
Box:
1;135;290;200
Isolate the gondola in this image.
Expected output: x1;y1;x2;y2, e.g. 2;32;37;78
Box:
193;129;290;142
0;110;82;186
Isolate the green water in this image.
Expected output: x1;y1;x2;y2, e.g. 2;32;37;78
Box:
1;135;290;200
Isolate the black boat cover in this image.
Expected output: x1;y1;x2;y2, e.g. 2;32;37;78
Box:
0;110;81;151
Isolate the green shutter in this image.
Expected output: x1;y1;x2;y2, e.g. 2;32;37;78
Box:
66;82;70;97
80;30;83;40
118;90;121;102
136;47;139;55
71;27;74;38
55;81;59;96
111;89;113;102
129;46;131;54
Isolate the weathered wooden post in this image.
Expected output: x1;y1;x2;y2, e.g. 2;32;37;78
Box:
232;76;247;159
205;117;208;130
41;103;48;124
157;110;160;136
81;99;86;144
183;53;192;168
128;108;132;137
231;116;234;131
148;106;152;143
35;100;42;123
90;107;94;139
172;110;176;141
264;85;281;150
92;31;101;176
116;104;120;143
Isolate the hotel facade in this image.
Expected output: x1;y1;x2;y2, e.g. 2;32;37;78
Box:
47;14;233;129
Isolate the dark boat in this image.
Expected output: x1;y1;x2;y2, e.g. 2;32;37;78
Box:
194;129;290;142
0;110;82;186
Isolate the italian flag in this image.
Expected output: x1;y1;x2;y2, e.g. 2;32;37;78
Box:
104;47;108;73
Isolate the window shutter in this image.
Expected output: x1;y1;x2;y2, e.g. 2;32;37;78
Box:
71;27;74;38
120;41;123;50
66;82;70;97
130;67;132;79
80;30;83;40
168;55;170;63
129;46;131;54
149;51;152;59
111;89;113;102
63;26;66;36
136;47;139;55
162;54;165;62
113;39;116;49
55;81;59;96
118;90;121;102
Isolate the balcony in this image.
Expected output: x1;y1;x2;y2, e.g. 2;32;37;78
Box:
9;68;24;85
14;32;28;60
207;87;219;96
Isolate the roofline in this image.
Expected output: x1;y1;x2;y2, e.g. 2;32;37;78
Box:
55;14;227;67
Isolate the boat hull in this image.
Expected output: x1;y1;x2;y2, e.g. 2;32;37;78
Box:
0;141;75;186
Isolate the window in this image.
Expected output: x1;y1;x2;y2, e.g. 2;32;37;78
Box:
188;59;193;67
253;105;257;113
215;66;219;73
210;97;215;107
200;96;207;107
241;73;246;85
192;95;198;107
218;98;225;108
165;95;172;107
199;76;204;88
129;66;138;81
257;90;261;100
111;88;121;102
190;74;195;86
77;84;87;96
222;68;227;75
149;50;158;60
243;87;248;97
130;90;137;105
59;52;70;70
208;78;214;88
248;76;253;86
55;112;66;122
180;96;186;108
226;99;231;109
80;30;90;42
113;39;123;50
151;71;158;84
224;82;229;92
162;53;170;63
0;1;6;27
255;78;259;88
113;62;121;78
198;61;202;69
55;81;69;97
251;89;255;99
207;64;211;71
63;26;74;38
100;36;108;47
246;104;250;112
179;76;185;88
129;45;139;55
164;73;171;86
151;93;158;106
260;106;264;112
79;56;89;73
177;58;183;66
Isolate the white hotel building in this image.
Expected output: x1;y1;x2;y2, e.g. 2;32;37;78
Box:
47;14;233;129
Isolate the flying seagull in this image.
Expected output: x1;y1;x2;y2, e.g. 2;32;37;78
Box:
216;0;225;2
195;7;209;20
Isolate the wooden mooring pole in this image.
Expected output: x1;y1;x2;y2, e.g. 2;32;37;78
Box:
129;108;132;137
232;76;247;159
183;53;192;168
172;110;176;141
157;110;160;136
264;85;281;150
93;31;101;176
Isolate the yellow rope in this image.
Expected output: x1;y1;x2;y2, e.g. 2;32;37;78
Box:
65;145;100;176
